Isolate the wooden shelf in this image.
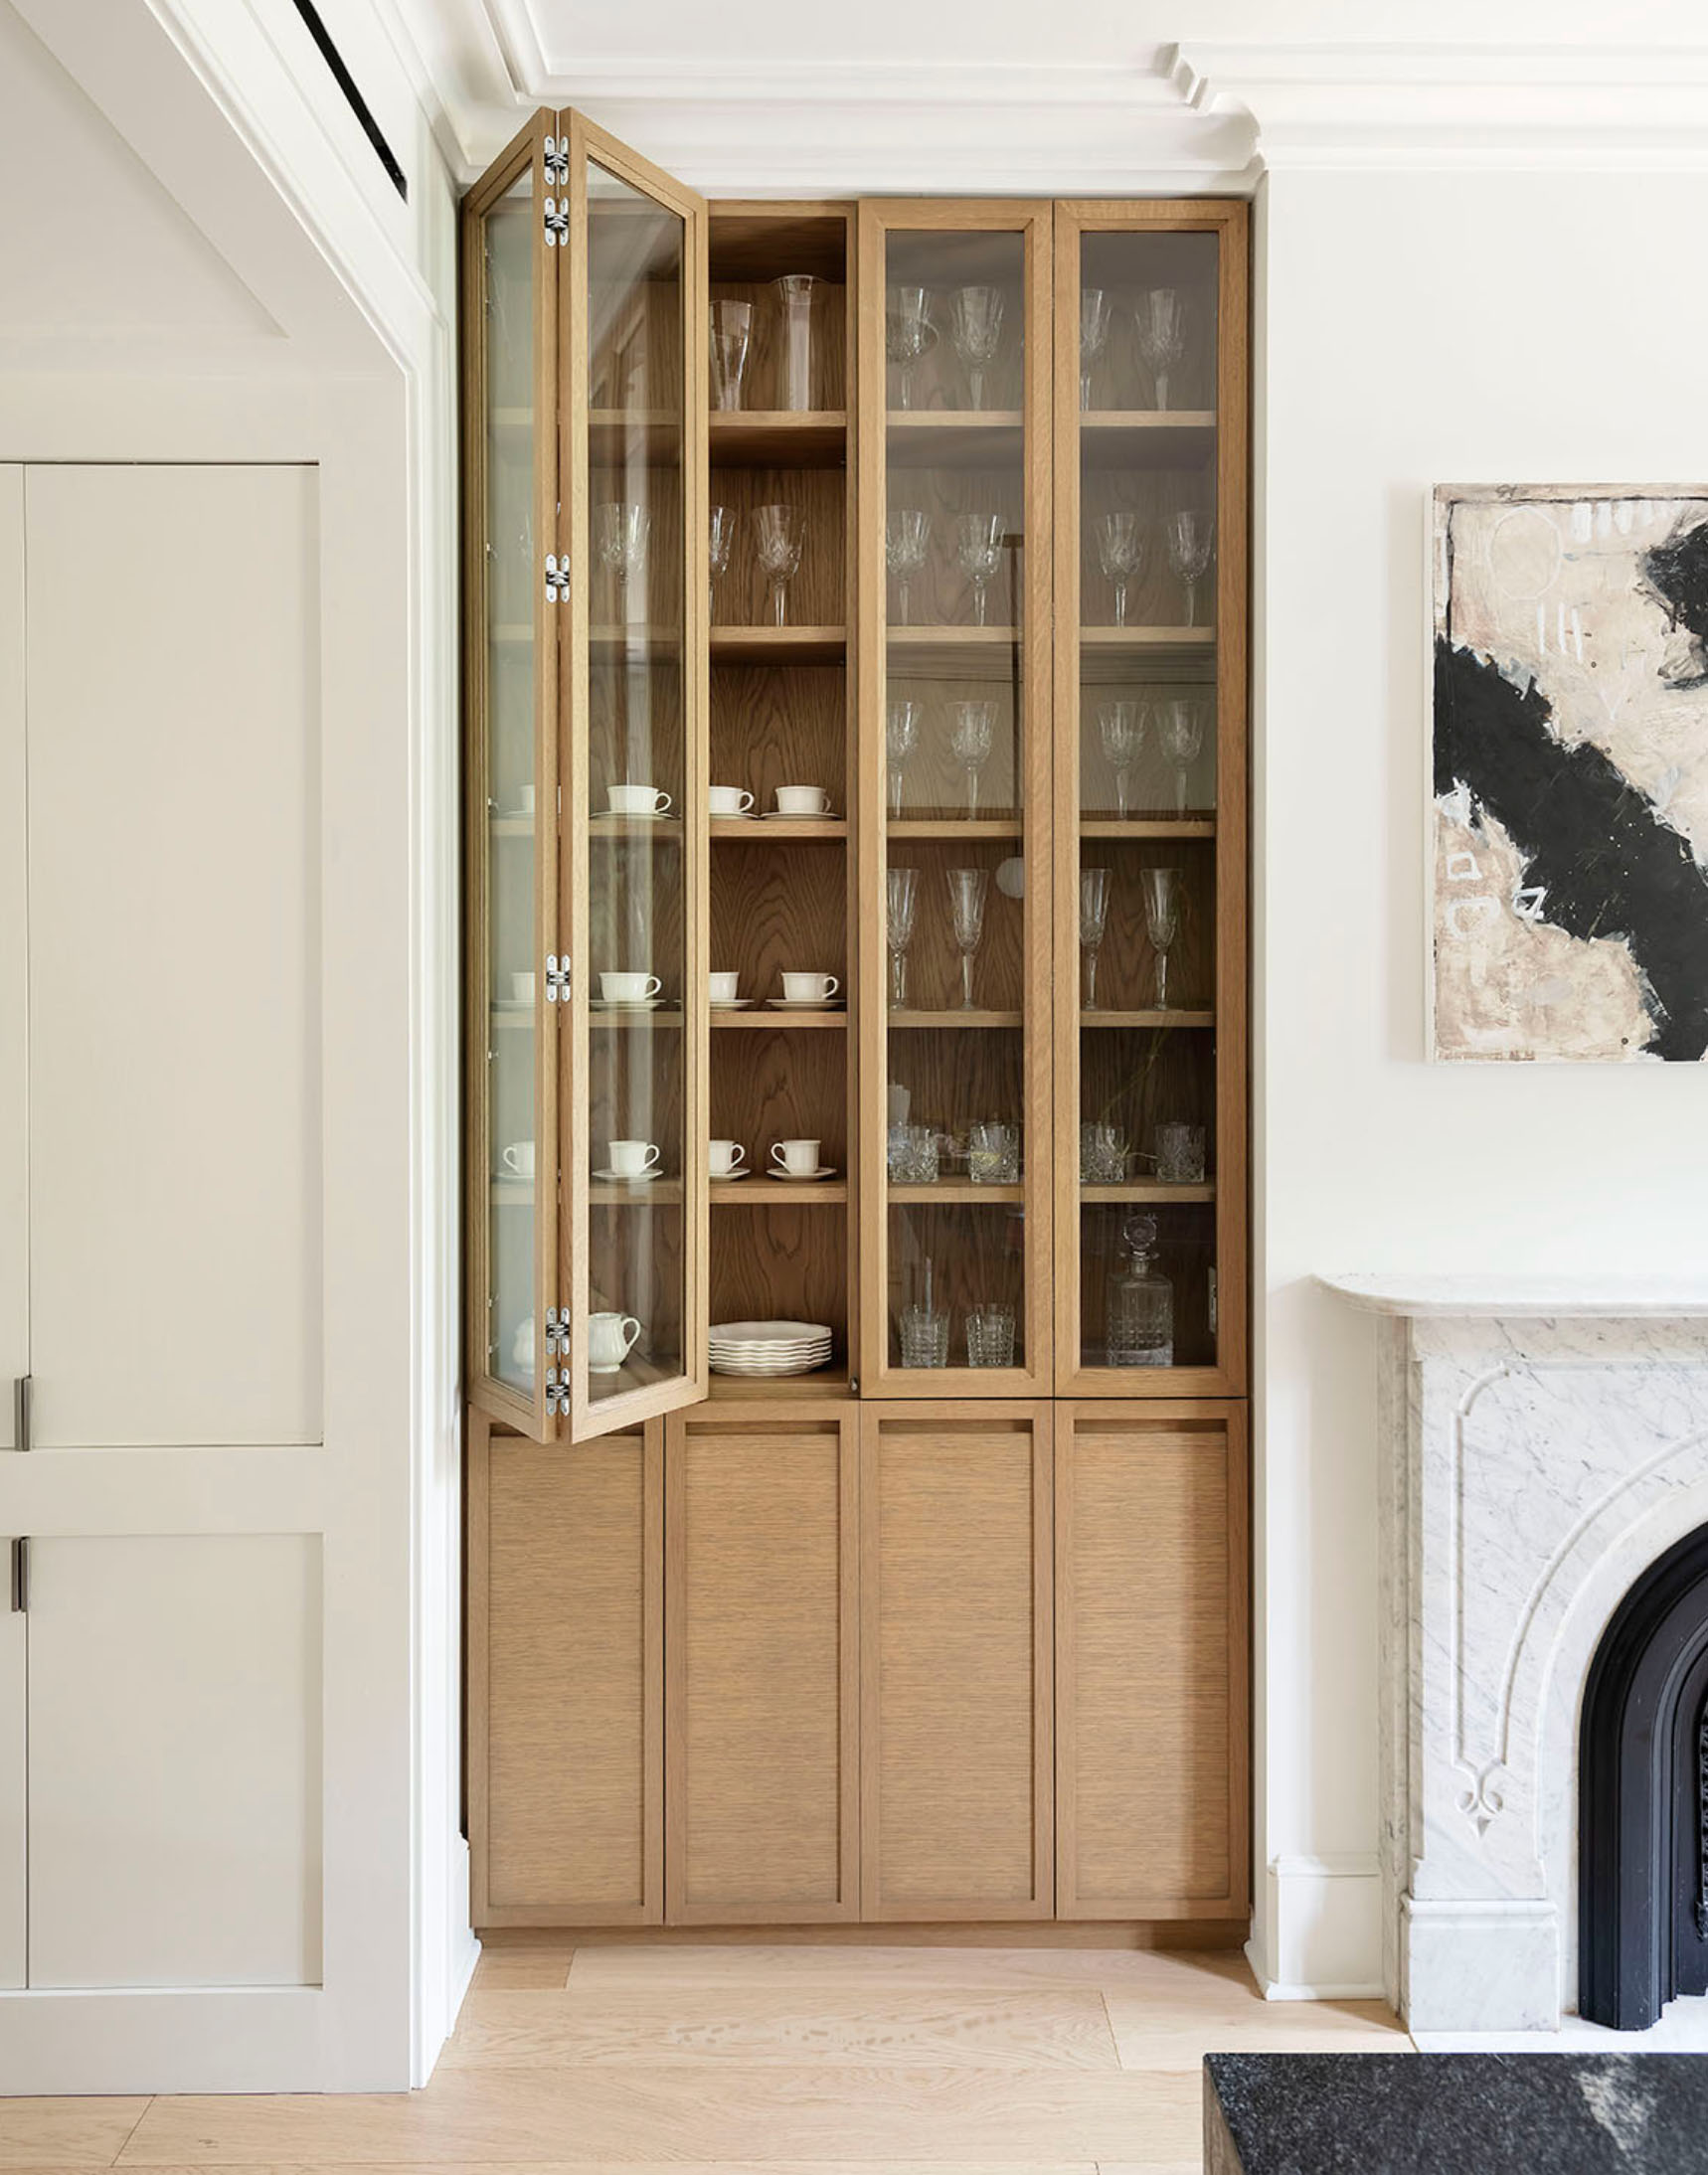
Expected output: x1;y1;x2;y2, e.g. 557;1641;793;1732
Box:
590;1179;685;1206
888;1008;1023;1029
710;625;846;665
488;813;536;839
887;817;1021;839
1079;413;1216;469
712;1008;847;1029
1080;1008;1214;1029
589;814;683;838
589;408;681;466
712;817;847;840
709;411;847;466
886;412;1024;469
888;623;1019;647
1080;625;1215;651
707;1368;850;1402
590;1007;686;1028
590;627;682;662
488;1008;534;1032
715;1179;849;1204
488;1177;535;1206
890;1182;1024;1205
1081;1182;1216;1205
1080;817;1215;838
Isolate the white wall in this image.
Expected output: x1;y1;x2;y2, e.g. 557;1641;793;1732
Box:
1254;163;1708;1995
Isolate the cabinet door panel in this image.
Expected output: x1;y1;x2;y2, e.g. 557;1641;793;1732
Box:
0;1544;20;1988
1056;1402;1248;1918
860;1404;1052;1919
469;1412;662;1924
0;467;21;1456
666;1406;857;1922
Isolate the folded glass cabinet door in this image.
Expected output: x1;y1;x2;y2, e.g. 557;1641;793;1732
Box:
858;203;1055;1396
1052;200;1248;1399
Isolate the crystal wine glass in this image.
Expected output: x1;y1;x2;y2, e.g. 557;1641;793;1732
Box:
1142;866;1181;1010
1080;866;1112;1010
944;866;989;1010
886;865;920;1009
885;284;935;413
1158;697;1206;815
709;298;753;412
1167;510;1215;627
1134;287;1185;413
1097;512;1144;629
597;502;650;622
1080;286;1111;411
949;285;1005;412
955;512;1003;628
754;502;803;627
885;699;921;819
885;509;930;627
1098;699;1145;819
708;504;734;620
949;700;996;819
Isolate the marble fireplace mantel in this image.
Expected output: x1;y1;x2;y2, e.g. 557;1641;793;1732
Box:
1321;1274;1708;2035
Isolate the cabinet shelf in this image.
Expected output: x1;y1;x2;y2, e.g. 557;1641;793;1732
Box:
709;410;847;466
886;412;1024;469
591;627;682;661
890;1182;1024;1204
712;817;847;840
1079;413;1216;469
589;814;683;838
706;1368;850;1402
590;1008;686;1029
589;1179;685;1206
1080;625;1215;651
711;1009;846;1029
887;817;1021;840
1079;816;1216;838
888;1008;1023;1029
710;625;846;665
489;813;537;839
589;408;682;465
713;1180;848;1204
1081;1182;1216;1205
1080;1008;1215;1029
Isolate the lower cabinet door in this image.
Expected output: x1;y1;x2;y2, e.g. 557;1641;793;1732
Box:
1055;1402;1249;1920
665;1403;858;1923
468;1411;662;1924
860;1404;1053;1921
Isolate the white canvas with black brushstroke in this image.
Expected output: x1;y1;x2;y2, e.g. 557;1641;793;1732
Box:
1432;484;1708;1062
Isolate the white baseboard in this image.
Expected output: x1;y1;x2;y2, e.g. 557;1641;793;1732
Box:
1245;1935;1387;2002
1258;1855;1386;2000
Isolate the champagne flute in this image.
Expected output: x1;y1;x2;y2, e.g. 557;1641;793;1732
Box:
1167;510;1215;627
885;284;935;413
709;299;753;412
945;866;990;1010
708;504;734;621
949;285;1005;412
949;700;996;819
955;512;1004;628
1080;866;1112;1010
597;502;650;622
885;510;930;627
1080;287;1111;411
1135;288;1185;413
887;865;920;1008
1097;512;1144;629
886;699;921;819
754;502;803;626
1142;866;1181;1010
1098;699;1145;819
1158;697;1206;816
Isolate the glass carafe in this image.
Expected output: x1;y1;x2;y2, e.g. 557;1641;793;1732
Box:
1106;1215;1173;1368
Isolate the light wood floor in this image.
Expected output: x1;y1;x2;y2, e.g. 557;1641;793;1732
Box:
0;1941;1410;2171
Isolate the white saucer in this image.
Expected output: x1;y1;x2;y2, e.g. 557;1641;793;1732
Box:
497;808;536;822
591;996;666;1011
710;1168;752;1182
710;810;759;822
767;1165;838;1182
768;996;843;1011
592;1166;663;1184
765;808;837;821
602;806;672;822
709;997;755;1010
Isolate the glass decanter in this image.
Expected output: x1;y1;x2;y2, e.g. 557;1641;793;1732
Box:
1106;1214;1173;1369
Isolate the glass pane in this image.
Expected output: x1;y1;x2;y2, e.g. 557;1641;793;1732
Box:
583;161;688;1409
1073;229;1221;1373
880;229;1031;1376
484;170;540;1399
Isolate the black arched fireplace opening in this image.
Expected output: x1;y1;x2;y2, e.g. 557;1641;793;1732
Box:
1580;1522;1708;2029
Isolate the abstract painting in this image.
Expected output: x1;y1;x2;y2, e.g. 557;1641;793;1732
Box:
1433;484;1708;1061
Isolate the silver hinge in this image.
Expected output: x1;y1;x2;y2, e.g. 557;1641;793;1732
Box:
542;135;569;187
545;1307;571;1357
545;1369;572;1418
11;1376;29;1453
545;954;571;1003
543;197;569;248
10;1538;27;1613
544;554;570;603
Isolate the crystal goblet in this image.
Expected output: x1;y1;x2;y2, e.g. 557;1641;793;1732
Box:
885;509;930;628
1080;866;1111;1010
710;299;753;412
1080;286;1111;411
596;502;650;622
956;512;1004;629
949;284;1005;412
886;698;921;819
754;502;803;627
1158;697;1206;816
886;865;919;1009
708;504;734;620
949;700;996;819
945;865;990;1010
1097;511;1144;629
1135;287;1185;413
1167;510;1215;628
885;285;935;413
1098;699;1145;819
1142;866;1182;1010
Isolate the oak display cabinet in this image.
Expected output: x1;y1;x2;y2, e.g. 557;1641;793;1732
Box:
463;114;1249;1931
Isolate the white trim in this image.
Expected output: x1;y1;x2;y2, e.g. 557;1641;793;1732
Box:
1244;1941;1387;2004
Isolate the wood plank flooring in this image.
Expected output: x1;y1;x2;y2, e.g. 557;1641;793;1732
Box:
0;1940;1411;2172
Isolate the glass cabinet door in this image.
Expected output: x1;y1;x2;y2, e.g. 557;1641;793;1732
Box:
1053;202;1248;1396
858;205;1054;1394
561;116;709;1440
462;117;563;1436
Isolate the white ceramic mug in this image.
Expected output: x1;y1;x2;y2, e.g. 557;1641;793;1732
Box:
708;970;741;1003
508;970;535;1006
599;970;663;1003
608;1139;661;1177
587;1310;641;1373
774;783;830;816
709;1138;747;1178
501;1140;536;1179
780;970;839;1003
708;785;755;816
770;1137;821;1176
608;782;673;816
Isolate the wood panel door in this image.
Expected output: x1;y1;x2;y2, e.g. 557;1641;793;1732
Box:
665;1401;858;1923
1055;1401;1249;1919
860;1403;1053;1919
468;1410;662;1925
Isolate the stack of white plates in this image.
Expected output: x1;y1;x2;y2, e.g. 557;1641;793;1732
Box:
708;1319;834;1378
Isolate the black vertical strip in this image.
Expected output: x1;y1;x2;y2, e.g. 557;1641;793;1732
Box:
288;0;408;200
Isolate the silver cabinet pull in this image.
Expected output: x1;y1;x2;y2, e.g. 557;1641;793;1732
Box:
9;1538;26;1613
11;1376;28;1453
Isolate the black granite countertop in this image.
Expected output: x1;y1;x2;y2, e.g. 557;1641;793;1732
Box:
1205;2053;1708;2173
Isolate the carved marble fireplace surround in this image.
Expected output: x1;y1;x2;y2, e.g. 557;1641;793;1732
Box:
1324;1276;1708;2037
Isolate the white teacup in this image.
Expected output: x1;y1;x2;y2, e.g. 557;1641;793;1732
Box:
600;970;663;1003
608;1139;661;1177
588;1311;641;1373
708;970;741;1003
710;1138;747;1178
608;782;672;816
508;970;535;1006
780;970;839;1003
770;1138;821;1177
512;783;537;816
502;1140;536;1179
774;784;830;816
708;785;755;816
